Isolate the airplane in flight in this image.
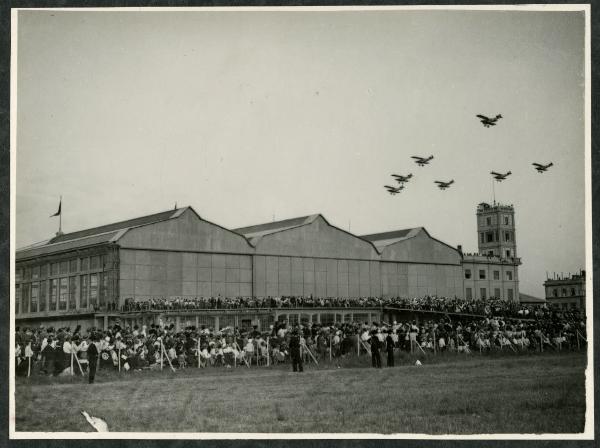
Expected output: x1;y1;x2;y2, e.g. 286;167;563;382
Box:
490;171;512;182
384;185;404;195
391;173;413;183
533;162;554;173
411;155;434;166
434;180;454;190
476;114;503;128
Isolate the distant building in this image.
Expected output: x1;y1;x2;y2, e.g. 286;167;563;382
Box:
544;271;586;311
460;202;521;302
519;292;546;306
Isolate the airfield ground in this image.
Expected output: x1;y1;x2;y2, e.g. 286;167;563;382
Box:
14;351;586;434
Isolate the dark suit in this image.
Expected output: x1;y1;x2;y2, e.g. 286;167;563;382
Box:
289;334;303;372
385;335;395;367
370;336;381;368
87;342;99;384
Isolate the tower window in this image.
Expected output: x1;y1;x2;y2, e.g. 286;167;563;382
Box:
505;232;511;241
504;216;509;225
486;232;494;242
553;289;558;297
464;269;471;279
480;233;485;243
562;288;566;297
493;270;500;280
505;250;511;258
486;217;491;226
571;288;575;296
479;270;486;280
506;271;513;280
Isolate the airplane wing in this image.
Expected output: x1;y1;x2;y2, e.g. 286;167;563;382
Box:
532;163;543;168
476;115;489;120
411;156;424;160
434;181;443;184
490;171;502;177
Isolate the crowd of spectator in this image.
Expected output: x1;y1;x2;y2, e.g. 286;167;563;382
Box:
15;297;586;378
120;295;558;320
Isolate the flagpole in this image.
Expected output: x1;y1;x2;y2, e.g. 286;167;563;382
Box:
59;195;62;234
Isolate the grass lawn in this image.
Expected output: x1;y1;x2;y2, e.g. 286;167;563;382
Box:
14;351;587;434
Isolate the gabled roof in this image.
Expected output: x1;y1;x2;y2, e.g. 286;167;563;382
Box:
17;208;184;260
360;228;422;250
233;214;320;239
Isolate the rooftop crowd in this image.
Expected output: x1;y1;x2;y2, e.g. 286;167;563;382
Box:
120;295;554;319
15;296;586;378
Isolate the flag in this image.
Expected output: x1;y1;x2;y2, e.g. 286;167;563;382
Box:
50;199;61;217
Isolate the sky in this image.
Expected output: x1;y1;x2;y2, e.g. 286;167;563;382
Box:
14;8;587;298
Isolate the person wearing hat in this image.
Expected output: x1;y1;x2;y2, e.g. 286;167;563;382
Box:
289;327;303;372
369;330;382;369
385;329;395;367
87;333;100;384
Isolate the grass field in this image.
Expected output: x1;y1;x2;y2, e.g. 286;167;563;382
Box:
15;351;587;434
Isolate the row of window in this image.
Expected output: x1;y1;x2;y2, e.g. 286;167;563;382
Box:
15;273;109;315
481;215;512;227
551;287;579;298
15;255;106;282
479;231;513;244
465;287;514;301
465;269;513;280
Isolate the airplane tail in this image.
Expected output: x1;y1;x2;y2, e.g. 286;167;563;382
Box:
548;162;554;168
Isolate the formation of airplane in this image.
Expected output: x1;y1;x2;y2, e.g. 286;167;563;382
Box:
382;113;555;197
533;162;554;173
435;180;454;190
490;171;512;182
411;155;434;166
476;114;503;128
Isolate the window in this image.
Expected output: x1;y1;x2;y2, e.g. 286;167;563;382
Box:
22;283;30;314
69;276;77;310
571;288;576;296
507;289;514;301
488;250;494;256
51;263;59;276
15;269;22;282
480;288;487;300
24;267;32;280
40;264;47;279
70;259;78;273
504;216;509;225
493;270;500;280
486;217;491;226
479;270;486;280
49;279;58;311
90;274;98;308
39;281;46;312
486;232;494;243
494;288;501;298
562;288;567;297
90;256;100;270
553;289;558;298
80;257;89;271
99;273;108;308
505;232;511;241
480;233;484;244
464;269;471;279
80;275;89;309
60;261;69;275
32;265;40;280
506;271;513;281
30;282;38;313
505;250;511;258
59;278;68;310
15;284;20;314
466;287;473;300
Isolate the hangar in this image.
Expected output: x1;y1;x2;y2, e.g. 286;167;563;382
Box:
14;204;517;330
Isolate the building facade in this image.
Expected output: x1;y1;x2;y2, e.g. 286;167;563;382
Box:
14;202;521;330
543;271;586;311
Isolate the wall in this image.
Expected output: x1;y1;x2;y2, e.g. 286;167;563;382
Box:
379;230;462;265
462;261;519;301
120;249;253;300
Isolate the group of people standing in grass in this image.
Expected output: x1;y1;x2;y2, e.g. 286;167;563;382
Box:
15;300;585;381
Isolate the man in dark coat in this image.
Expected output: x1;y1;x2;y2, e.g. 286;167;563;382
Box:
289;328;303;372
369;331;382;368
385;330;395;367
87;334;100;384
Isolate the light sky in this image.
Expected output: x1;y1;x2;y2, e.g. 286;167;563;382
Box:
15;9;586;298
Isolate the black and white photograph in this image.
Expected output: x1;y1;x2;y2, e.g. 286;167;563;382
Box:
9;5;592;438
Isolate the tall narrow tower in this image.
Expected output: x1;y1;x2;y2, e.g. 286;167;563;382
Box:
476;202;517;259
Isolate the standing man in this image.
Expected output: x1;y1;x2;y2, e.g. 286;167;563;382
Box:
369;330;382;369
289;328;303;372
87;333;100;384
385;329;395;367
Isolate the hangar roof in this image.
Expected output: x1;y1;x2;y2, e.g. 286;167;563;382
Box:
233;214;320;239
16;208;185;260
360;228;422;250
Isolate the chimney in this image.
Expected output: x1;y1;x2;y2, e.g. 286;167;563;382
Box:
457;244;463;254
